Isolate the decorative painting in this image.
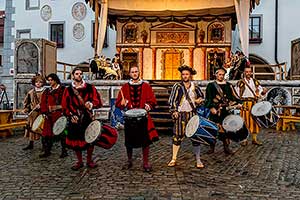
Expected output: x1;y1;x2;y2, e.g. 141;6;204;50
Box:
156;32;189;44
207;21;225;43
123;23;137;43
72;2;87;21
291;38;300;80
40;5;52;21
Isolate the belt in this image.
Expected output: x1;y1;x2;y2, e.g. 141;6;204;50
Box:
241;97;257;102
49;105;62;112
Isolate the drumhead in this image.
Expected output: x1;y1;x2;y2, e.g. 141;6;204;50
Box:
251;101;272;117
124;108;147;117
32;114;44;131
185;115;199;137
85;120;101;143
222;115;244;132
53;116;67;135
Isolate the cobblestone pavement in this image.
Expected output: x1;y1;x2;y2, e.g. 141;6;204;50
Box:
1;128;300;200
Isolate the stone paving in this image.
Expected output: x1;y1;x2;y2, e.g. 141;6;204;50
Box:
1;128;300;200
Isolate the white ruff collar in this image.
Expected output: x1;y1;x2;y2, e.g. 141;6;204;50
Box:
35;87;45;92
129;79;143;85
72;80;86;89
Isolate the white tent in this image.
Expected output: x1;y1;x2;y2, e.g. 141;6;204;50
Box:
86;0;261;56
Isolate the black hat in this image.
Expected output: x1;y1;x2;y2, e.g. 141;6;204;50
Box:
178;65;197;75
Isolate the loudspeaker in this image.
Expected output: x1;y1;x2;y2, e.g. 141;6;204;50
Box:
14;38;57;78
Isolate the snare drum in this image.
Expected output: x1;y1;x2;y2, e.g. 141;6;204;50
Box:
85;121;118;149
124;109;148;148
53;116;67;136
251;101;279;128
185;115;218;145
32;114;45;134
222;115;249;142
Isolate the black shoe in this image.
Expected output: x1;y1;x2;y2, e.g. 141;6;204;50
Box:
71;162;84;171
143;164;152;173
22;145;33;150
60;151;68;158
39;152;51;158
122;161;133;170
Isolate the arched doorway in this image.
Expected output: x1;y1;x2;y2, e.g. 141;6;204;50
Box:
249;54;274;80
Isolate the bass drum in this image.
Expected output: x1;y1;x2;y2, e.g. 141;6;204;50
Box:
32;114;45;134
85;120;118;149
251;101;279;128
222;115;249;142
185;115;218;146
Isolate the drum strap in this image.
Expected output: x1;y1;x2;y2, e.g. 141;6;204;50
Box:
72;87;94;119
181;83;196;111
33;89;40;105
213;81;225;99
242;79;258;100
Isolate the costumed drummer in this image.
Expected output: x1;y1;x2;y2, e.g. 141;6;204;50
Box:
205;68;242;154
39;74;68;158
61;67;102;170
22;74;46;151
167;65;205;169
115;65;159;172
235;67;267;146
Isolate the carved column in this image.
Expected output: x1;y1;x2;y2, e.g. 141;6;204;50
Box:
225;47;231;62
189;47;194;67
201;47;207;80
139;48;144;79
152;48;157;80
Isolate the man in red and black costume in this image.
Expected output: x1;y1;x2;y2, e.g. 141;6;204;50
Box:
62;68;102;170
116;65;159;172
40;74;68;158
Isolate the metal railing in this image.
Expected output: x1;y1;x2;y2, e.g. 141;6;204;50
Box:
251;62;287;80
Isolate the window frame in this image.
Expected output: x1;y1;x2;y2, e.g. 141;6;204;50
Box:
25;0;40;10
16;29;31;39
249;15;263;43
49;22;65;48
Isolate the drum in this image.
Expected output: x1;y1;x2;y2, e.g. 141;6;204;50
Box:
123;109;148;148
53;116;67;135
185;115;218;146
32;114;45;134
222;115;249;142
85;120;118;149
251;101;279;128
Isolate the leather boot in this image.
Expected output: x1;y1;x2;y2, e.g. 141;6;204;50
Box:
223;139;234;155
23;141;33;150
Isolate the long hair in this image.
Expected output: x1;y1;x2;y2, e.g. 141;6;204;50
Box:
46;73;61;84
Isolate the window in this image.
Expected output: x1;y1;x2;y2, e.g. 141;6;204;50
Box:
91;21;108;48
25;0;40;10
16;29;31;39
249;15;262;43
50;23;64;48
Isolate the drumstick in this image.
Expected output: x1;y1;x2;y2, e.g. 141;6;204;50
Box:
120;89;125;102
27;105;39;116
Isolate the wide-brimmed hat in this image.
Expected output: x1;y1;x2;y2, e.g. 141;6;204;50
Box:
178;65;197;75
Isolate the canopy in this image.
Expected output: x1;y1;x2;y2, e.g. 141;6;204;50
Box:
86;0;261;56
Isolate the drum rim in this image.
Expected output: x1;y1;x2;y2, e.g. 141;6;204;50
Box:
124;108;147;117
222;114;244;132
185;115;199;137
53;116;67;135
32;114;44;131
85;120;102;143
251;101;272;117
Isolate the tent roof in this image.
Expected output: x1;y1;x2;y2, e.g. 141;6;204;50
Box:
86;0;260;17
